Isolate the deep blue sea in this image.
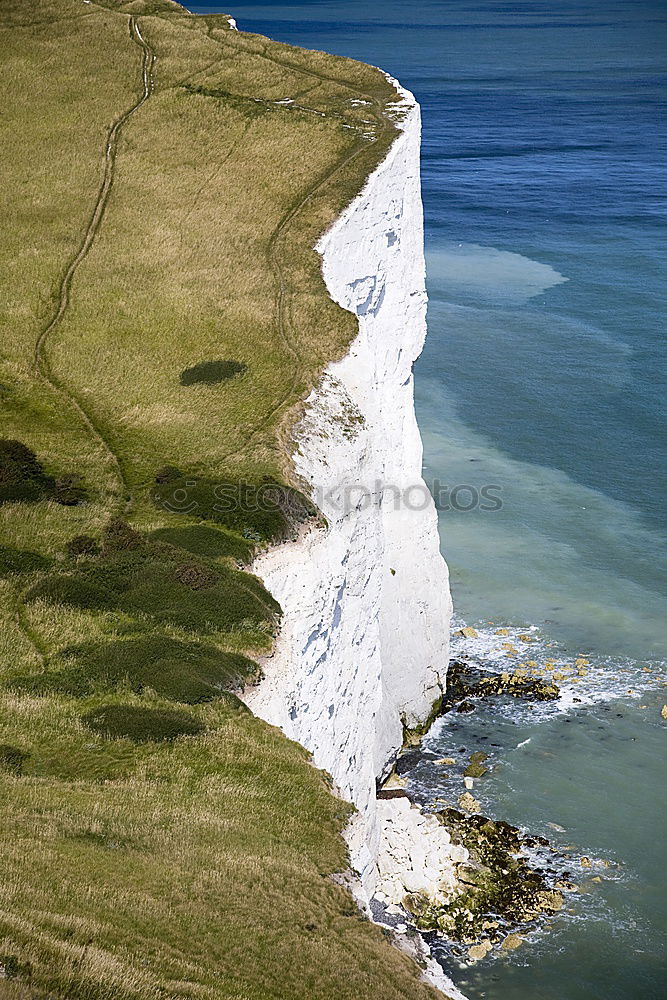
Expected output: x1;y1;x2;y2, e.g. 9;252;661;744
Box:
191;3;666;997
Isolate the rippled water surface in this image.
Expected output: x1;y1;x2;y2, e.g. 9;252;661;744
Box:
192;2;666;996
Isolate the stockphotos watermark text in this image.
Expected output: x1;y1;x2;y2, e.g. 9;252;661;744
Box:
156;479;503;515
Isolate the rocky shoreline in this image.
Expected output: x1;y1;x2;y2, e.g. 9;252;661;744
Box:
372;654;586;969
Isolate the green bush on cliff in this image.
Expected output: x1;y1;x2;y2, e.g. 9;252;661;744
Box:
149;524;254;564
16;636;260;703
24;542;279;634
151;473;317;543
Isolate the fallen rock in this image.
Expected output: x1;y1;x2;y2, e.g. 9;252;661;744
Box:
444;660;559;713
467;939;492;962
464;761;488;778
661;704;667;719
384;773;408;790
555;880;578;892
456;700;476;714
537;889;563;912
410;807;565;948
502;933;523;951
458;792;481;814
458;627;478;639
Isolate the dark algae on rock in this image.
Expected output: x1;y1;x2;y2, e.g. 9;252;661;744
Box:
408;806;566;953
389;653;572;963
444;658;560;712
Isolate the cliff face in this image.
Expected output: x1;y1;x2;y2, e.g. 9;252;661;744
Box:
245;83;452;899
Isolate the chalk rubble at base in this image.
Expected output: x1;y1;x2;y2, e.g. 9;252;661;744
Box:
245;75;457;993
375;797;468;904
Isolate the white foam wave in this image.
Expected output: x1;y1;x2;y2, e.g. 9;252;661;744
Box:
449;618;665;717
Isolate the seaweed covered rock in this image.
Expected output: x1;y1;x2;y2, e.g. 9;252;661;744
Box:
444;659;559;713
410;806;564;946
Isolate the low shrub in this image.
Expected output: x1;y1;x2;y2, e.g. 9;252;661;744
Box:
81;704;205;742
151;473;316;543
0;438;54;503
179;360;247;386
149;524;253;563
16;635;260;702
66;534;99;557
174;561;218;590
101;519;143;554
0;744;28;775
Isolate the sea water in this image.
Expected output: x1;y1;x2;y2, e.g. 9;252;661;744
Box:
191;3;666;996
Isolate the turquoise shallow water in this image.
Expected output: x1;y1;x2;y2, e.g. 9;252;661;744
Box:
192;2;666;995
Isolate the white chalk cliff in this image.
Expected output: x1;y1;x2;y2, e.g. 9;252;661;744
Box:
246;81;454;920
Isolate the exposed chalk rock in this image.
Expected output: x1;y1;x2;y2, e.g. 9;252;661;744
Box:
244;76;455;995
375;798;465;905
246;78;451;903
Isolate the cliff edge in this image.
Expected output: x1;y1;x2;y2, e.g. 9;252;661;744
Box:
246;80;452;902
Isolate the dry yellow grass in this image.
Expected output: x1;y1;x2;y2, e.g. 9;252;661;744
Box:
0;1;445;997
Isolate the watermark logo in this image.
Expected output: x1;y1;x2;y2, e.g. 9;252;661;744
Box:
154;477;503;516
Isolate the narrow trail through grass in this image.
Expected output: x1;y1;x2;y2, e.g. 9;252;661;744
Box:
18;15;155;663
33;15;155;511
216;43;394;464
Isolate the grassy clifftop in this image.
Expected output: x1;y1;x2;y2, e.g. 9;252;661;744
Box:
0;1;441;997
